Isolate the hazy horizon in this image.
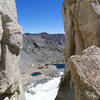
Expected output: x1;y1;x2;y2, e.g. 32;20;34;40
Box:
24;32;65;34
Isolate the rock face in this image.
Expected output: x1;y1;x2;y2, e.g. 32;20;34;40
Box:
56;0;100;100
63;0;100;59
0;0;25;100
69;46;100;100
56;46;100;100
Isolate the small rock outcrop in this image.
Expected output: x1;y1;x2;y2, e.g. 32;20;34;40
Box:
0;0;25;100
56;0;100;100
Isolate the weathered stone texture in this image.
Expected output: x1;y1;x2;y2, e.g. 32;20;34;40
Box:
0;0;25;100
69;46;100;100
63;0;100;60
56;0;100;100
56;46;100;100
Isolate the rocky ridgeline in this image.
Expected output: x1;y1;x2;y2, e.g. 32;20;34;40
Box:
25;32;65;48
0;0;25;100
56;0;100;100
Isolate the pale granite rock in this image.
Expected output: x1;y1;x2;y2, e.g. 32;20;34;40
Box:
0;0;25;100
56;0;100;100
69;46;100;100
56;46;100;100
63;0;100;60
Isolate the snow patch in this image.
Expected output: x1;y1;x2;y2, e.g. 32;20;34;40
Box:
25;77;61;100
92;1;100;15
60;72;64;75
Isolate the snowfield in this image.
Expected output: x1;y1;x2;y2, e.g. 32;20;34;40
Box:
25;77;61;100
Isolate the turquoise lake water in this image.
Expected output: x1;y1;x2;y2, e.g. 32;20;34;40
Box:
45;64;65;69
52;64;65;69
31;64;65;76
31;72;41;76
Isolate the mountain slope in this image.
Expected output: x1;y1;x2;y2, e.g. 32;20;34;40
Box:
19;33;65;73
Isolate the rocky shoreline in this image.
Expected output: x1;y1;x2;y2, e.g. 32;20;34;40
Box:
21;64;64;85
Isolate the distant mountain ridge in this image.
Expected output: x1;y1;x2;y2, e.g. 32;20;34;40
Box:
24;32;65;48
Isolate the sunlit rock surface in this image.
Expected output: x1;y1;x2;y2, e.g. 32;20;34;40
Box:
56;0;100;100
56;46;100;100
0;0;25;100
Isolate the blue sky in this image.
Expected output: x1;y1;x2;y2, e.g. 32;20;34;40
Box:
15;0;64;34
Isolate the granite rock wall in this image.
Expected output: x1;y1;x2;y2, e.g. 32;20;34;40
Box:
0;0;25;100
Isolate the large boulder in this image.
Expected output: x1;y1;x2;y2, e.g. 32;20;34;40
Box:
69;46;100;100
56;46;100;100
0;0;25;100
